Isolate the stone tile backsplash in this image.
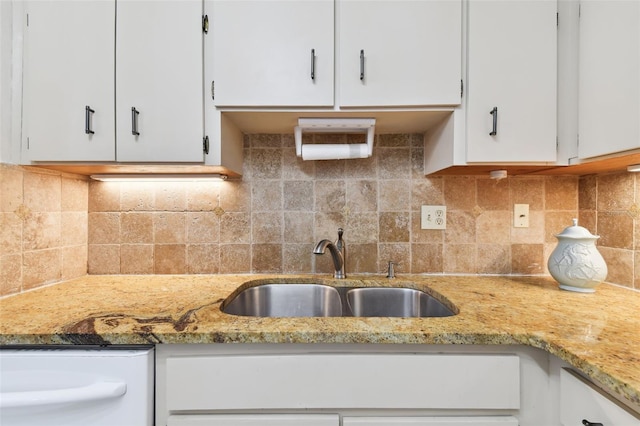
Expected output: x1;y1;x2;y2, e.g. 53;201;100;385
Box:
1;164;88;296
2;133;640;296
85;134;581;280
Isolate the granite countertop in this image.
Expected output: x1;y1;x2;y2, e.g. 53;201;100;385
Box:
0;274;638;410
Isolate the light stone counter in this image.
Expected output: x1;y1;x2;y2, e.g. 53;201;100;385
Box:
0;274;638;411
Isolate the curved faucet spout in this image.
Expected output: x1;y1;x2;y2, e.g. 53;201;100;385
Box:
314;239;345;279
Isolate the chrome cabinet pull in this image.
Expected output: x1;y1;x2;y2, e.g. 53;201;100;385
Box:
85;106;95;135
131;107;140;136
360;49;365;81
310;48;315;81
489;107;498;136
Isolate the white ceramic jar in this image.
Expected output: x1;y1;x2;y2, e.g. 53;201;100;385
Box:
547;219;608;293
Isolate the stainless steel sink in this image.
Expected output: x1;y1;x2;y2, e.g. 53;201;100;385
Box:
222;283;456;318
222;284;343;317
346;287;455;318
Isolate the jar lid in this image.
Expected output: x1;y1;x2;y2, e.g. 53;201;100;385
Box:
555;218;600;240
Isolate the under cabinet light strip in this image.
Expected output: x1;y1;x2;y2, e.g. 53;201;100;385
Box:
90;174;228;182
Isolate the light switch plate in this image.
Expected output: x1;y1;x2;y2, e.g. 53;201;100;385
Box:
514;204;529;228
421;205;446;230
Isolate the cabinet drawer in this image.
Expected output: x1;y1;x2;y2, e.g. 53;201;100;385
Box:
167;414;339;426
166;354;519;411
343;417;519;426
560;369;640;425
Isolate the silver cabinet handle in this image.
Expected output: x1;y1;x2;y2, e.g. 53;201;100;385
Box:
131;107;140;136
310;49;315;81
85;106;95;135
489;107;498;136
360;49;365;81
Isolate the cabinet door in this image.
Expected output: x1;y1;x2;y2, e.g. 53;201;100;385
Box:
466;0;557;163
23;1;115;162
116;0;204;162
167;414;339;426
578;0;640;159
209;0;334;107
343;417;519;426
338;0;462;107
560;369;640;426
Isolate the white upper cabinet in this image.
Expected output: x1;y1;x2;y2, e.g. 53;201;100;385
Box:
338;0;462;107
465;0;557;163
23;0;204;164
209;0;462;108
23;1;116;162
116;0;204;163
578;0;640;159
210;0;335;107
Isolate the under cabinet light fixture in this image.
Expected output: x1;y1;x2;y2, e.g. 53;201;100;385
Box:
90;173;228;182
489;170;508;180
627;165;640;173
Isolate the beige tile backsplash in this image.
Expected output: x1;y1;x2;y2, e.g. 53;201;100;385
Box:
2;133;640;296
1;164;88;296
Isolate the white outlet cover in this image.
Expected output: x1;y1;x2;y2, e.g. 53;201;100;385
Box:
421;205;446;230
514;204;529;228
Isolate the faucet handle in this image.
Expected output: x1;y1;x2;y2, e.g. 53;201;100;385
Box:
335;228;345;251
386;261;396;279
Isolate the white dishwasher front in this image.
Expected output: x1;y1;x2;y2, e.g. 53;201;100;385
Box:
0;346;154;426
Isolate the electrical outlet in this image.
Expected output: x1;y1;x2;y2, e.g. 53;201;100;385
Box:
421;205;446;230
514;204;529;228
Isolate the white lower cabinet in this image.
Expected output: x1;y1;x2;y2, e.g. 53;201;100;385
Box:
165;354;519;411
157;345;639;426
157;346;523;426
167;415;518;426
560;368;640;426
343;418;518;426
167;414;339;426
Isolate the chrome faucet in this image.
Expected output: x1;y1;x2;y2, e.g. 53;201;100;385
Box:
313;228;346;279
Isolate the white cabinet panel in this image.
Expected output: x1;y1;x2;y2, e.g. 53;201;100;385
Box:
23;1;115;161
209;0;460;108
466;0;557;163
168;414;339;426
338;0;462;107
23;0;204;164
560;369;640;426
166;354;520;411
343;417;519;426
116;0;204;162
209;0;334;107
578;0;640;159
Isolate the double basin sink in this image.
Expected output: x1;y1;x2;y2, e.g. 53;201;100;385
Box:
222;281;457;318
